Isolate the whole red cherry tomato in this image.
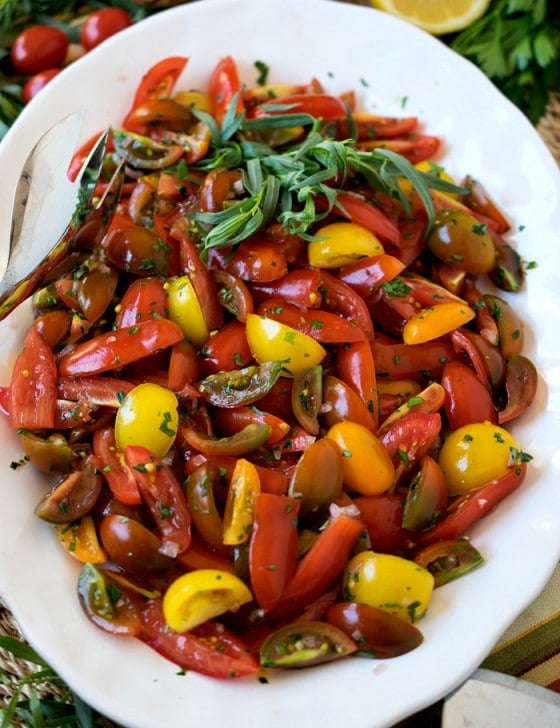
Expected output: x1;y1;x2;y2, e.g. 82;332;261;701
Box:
80;8;133;52
22;68;62;103
11;25;69;75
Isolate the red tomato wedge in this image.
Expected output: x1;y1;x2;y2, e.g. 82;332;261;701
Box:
58;320;184;377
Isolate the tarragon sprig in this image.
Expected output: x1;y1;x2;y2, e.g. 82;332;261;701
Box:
189;99;465;252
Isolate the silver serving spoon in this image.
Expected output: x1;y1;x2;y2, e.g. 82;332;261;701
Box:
0;118;123;322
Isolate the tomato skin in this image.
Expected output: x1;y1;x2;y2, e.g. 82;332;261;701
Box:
163;569;252;633
343;550;434;623
208;55;245;125
441;360;497;429
125;445;192;557
78;563;142;636
22;68;62;103
337;340;379;429
199;320;252;376
269;513;364;619
140;599;259;678
115;382;179;458
11;25;69;75
93;427;141;505
115;277;168;328
355;493;416;555
321;374;376;431
438;422;521;496
9;325;57;430
326;421;394;496
57;319;184;377
249;493;301;610
334;192;400;244
99;514;175;578
257;299;367;343
260;620;357;668
326;601;423;658
421;463;528;544
80;8;133;51
413;539;484;587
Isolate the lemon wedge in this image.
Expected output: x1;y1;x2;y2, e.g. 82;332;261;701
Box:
370;0;491;35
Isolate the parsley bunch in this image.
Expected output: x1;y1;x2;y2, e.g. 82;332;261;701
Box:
450;0;560;123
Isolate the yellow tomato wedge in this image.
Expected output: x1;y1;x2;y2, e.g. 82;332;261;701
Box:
370;0;491;36
308;222;384;268
222;458;261;545
163;569;253;633
55;516;107;563
245;313;326;377
403;301;475;344
167;275;209;347
326;421;395;495
344;550;434;623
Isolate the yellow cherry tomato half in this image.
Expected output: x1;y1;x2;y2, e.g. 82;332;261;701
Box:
167;275;209;347
245;313;326;378
438;422;522;496
326;421;395;495
222;458;261;546
55;515;107;564
343;550;434;623
115;382;178;458
403;301;475;345
308;222;384;268
163;569;253;633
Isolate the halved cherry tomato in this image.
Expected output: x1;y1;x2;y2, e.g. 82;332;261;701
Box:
8;325;57;429
99;514;174;578
212;269;254;321
260;620;357;668
55;515;107;563
123;56;188;132
124;445;192;556
413;539;484;587
246;314;326;378
337;254;405;299
269;512;364;618
208;55;244;125
93;426;141;505
213;405;290;444
337;340;379;428
402;454;448;532
249;493;301;609
115;382;178;458
438;422;522;496
185;461;226;552
334;192;400;244
115;277;168;328
344;550;434;623
420;463;528;544
327;420;394;495
257;299;367;343
199;320;252;376
441;360;497;429
380;411;441;478
58;319;184;377
249;268;323;308
78;563;142;636
321;374;376;431
499;355;538;424
326;601;423;658
163;569;252;632
222;458;261;546
319;270;374;339
288;437;343;516
355;493;416;555
308;222;384;268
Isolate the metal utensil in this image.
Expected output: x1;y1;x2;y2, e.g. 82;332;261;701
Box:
0;120;123;322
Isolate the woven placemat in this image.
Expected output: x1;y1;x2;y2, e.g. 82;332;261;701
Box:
1;90;559;717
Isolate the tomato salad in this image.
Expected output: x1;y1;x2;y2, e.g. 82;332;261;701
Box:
1;55;537;679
